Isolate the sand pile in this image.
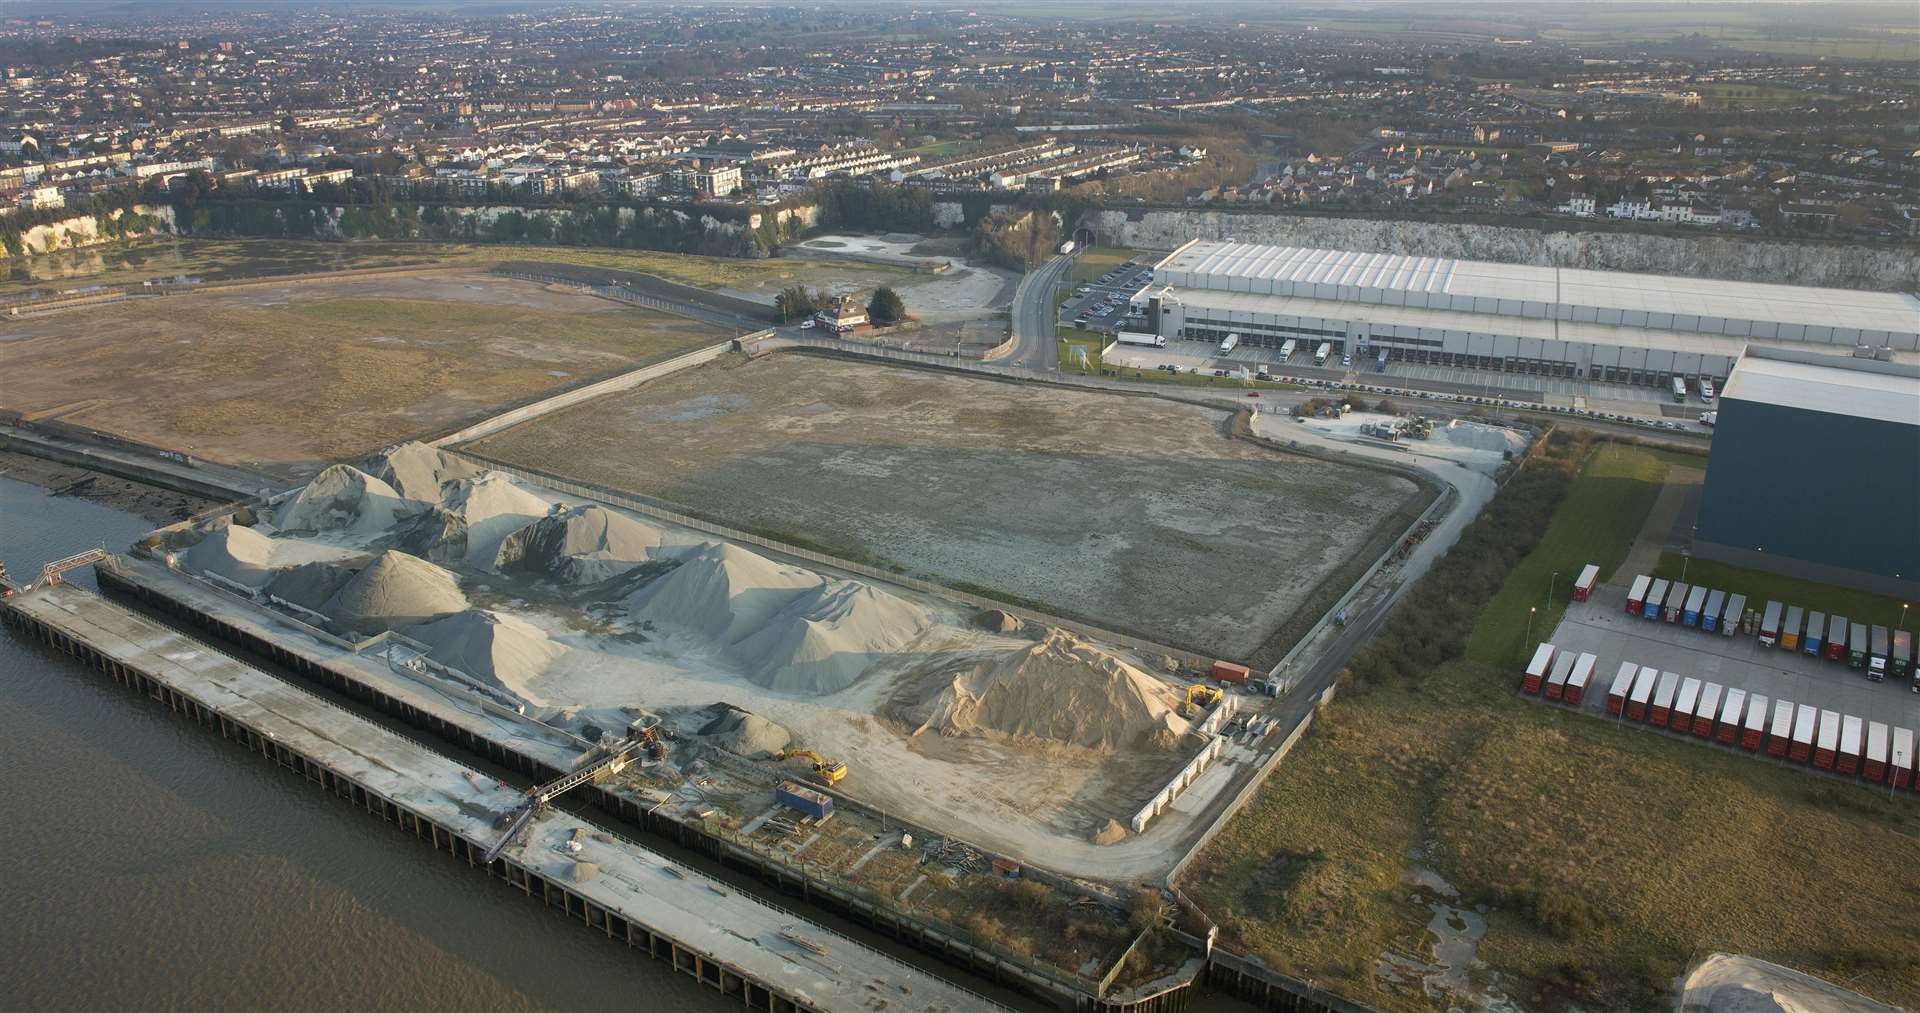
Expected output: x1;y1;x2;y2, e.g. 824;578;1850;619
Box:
627;542;825;644
323;550;469;632
729;580;931;694
181;524;277;585
275;464;416;536
368;441;483;504
393;506;469;566
905;630;1190;751
409;608;566;691
265;560;360;611
696;704;793;759
1090;819;1130;846
496;504;672;584
435;473;552;568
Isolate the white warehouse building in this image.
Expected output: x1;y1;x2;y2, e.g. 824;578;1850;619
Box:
1139;240;1920;387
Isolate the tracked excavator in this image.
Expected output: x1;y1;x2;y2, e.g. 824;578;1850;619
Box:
771;749;848;785
1182;684;1223;718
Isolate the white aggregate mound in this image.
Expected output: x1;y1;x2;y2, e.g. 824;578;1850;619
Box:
264;560;360;611
627;542;825;644
495;504;673;584
729;580;931;694
274;464;415;535
436;472;553;568
323;550;470;632
409;608;567;691
907;630;1190;751
696;704;793;760
182;523;277;585
369;441;483;504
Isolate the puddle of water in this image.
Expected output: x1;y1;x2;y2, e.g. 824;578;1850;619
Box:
1373;849;1522;1011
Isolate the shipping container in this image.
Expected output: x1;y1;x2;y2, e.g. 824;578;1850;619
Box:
1672;678;1702;733
1758;600;1783;647
775;780;834;821
1693;683;1722;738
1522;644;1554;694
1646;580;1671;622
1864;721;1890;783
1626;574;1651;615
1681;585;1707;627
1868;626;1890;682
1627;666;1657;722
1606;661;1638;716
1573;564;1600;602
1781;606;1804;652
1665;582;1691;623
1211;660;1252;685
1803;611;1826;657
1545;651;1576;701
1650;671;1680;727
1702;589;1726;632
1837;715;1863;776
1894;630;1915;681
1790;704;1817;763
1716;687;1745;745
1566;653;1597;706
1825;615;1848;662
1722;593;1746;637
1813;710;1840;770
1849;623;1869;668
1892;728;1916;790
1766;699;1794;757
1740;693;1768;751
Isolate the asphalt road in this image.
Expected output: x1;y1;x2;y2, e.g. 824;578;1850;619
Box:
1002;252;1072;371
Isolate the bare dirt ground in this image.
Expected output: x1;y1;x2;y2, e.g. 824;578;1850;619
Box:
0;271;730;476
469;353;1423;658
0;448;219;524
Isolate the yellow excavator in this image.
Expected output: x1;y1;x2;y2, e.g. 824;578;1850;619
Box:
773;749;848;785
1182;684;1223;718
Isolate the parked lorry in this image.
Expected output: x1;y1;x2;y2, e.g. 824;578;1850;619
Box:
1646;580;1671;622
1672;677;1703;734
1814;710;1841;770
1790;704;1818;764
1218;332;1240;355
1864;721;1890;783
1545;652;1576;701
1606;662;1638;716
1849;623;1869;668
1626;575;1651;616
1566;653;1597;706
1716;687;1745;745
1838;715;1863;776
1702;589;1726;632
1664;582;1690;623
1766;699;1794;758
1894;630;1914;682
1781;605;1804;651
1573;564;1599;602
1313;342;1331;366
1650;672;1680;728
1627;666;1658;722
1722;593;1746;637
1825;615;1848;662
1804;611;1826;657
1869;625;1891;682
1758;600;1783;647
1683;585;1708;627
1278;339;1297;362
1693;682;1722;738
1739;692;1768;751
1115;330;1167;348
1522;644;1555;695
1893;727;1916;790
1671;376;1688;402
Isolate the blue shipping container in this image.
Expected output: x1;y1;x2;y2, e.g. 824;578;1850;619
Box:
775;781;833;821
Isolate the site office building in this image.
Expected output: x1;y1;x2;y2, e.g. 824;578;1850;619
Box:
1138;241;1920;388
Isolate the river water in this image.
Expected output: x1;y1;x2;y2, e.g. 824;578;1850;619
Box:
0;475;729;1011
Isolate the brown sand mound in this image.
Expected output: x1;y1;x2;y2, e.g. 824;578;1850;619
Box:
368;441;483;504
409;608;566;692
1090;819;1130;845
906;630;1190;751
696;704;793;760
323;550;469;632
729;580;931;695
274;464;415;536
496;504;672;584
180;523;276;585
265;560;361;611
436;473;552;568
626;541;824;644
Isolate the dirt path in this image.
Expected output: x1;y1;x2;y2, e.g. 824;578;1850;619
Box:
1619;466;1703;580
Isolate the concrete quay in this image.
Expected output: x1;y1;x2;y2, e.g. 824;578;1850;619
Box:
1;579;1001;1013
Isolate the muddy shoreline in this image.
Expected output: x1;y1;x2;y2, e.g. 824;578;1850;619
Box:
0;449;221;524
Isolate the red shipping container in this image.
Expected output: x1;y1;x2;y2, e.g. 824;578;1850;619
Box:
1812;710;1839;770
1544;652;1575;702
1893;728;1915;790
1862;722;1889;783
1788;705;1816;764
1836;716;1862;777
1565;653;1596;706
1211;660;1251;685
1649;672;1679;728
1739;693;1768;751
1626;667;1657;722
1605;662;1637;716
1715;688;1745;746
1572;563;1599;602
1521;643;1554;695
1691;682;1721;738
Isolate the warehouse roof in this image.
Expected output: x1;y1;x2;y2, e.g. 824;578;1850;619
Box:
1721;352;1920;427
1155;241;1920;338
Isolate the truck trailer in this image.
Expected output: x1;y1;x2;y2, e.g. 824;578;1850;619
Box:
1825;615;1848;662
1646;580;1671;622
1892;727;1916;790
1758;600;1784;647
1114;330;1167;348
1313;342;1331;366
1628;666;1658;722
1869;625;1891;682
1864;721;1890;783
1740;693;1768;751
1545;651;1577;702
1278;339;1297;362
1722;593;1747;637
1626;575;1651;616
1573;564;1600;602
1767;699;1795;758
1790;704;1817;763
1218;332;1240;355
1606;662;1638;716
1803;611;1826;657
1781;605;1804;651
1650;672;1680;728
1566;653;1597;706
1717;687;1745;745
1838;715;1863;776
1693;682;1722;738
1671;376;1688;402
1683;585;1708;627
1521;644;1554;694
1849;623;1869;668
1665;582;1691;623
1672;678;1702;734
1702;589;1727;632
1814;710;1840;770
1894;630;1914;681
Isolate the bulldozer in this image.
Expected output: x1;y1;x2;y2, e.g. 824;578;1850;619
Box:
773;749;848;785
1182;684;1223;718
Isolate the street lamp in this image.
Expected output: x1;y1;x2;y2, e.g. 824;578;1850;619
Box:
1680;549;1690;586
1903;603;1911;630
1524;606;1537;659
1546;570;1558;613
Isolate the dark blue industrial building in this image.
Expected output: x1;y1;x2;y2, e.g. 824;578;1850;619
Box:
1695;348;1920;598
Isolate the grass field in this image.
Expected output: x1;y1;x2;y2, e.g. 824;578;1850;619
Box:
1186;439;1920;1011
1650;554;1912;631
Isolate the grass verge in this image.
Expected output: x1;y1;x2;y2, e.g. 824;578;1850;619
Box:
1649;554;1912;631
1185;434;1920;1011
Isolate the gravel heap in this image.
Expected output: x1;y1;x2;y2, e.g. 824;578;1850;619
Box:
274;464;416;536
264;560;360;611
495;503;673;584
408;608;567;693
730;580;931;694
626;541;825;644
367;441;483;504
434;473;552;568
695;703;793;760
323;549;469;632
181;523;276;585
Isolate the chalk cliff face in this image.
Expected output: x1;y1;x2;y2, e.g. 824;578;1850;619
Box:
1087;210;1920;293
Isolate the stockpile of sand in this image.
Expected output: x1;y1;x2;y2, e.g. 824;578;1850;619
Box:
696;704;792;760
274;464;416;536
904;630;1191;751
368;441;483;504
323;550;469;632
409;608;567;691
393;506;469;566
435;473;552;568
729;580;931;694
181;523;277;585
265;560;360;611
627;542;826;644
496;504;673;584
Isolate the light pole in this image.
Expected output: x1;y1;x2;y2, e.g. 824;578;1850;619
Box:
1524;606;1536;660
1680;549;1690;586
1546;570;1557;614
1903;603;1910;631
